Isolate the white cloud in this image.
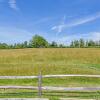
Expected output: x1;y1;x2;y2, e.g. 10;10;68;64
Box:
51;16;66;33
89;32;100;41
55;32;100;45
51;25;64;33
0;26;33;44
52;12;100;33
8;0;19;11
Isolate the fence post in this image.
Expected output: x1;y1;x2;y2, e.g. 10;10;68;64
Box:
38;70;42;98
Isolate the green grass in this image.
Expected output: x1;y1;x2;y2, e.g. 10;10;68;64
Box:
0;89;100;100
0;48;100;99
0;77;100;87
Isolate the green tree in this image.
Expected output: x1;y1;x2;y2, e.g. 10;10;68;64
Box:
79;39;85;48
99;40;100;47
13;43;25;49
23;41;28;48
59;44;65;48
74;40;80;48
0;43;8;49
70;41;75;48
86;40;89;48
88;40;95;47
50;41;58;48
30;35;48;48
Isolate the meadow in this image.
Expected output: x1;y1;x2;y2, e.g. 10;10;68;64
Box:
0;48;100;99
0;48;100;75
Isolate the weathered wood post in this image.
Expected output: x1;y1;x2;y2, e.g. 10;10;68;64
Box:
38;70;42;98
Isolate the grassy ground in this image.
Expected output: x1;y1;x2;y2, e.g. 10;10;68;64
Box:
0;48;99;75
0;48;100;99
0;89;100;100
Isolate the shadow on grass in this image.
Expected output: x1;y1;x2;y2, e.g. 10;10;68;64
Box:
0;91;99;99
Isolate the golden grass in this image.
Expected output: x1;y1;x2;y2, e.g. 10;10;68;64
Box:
0;48;99;75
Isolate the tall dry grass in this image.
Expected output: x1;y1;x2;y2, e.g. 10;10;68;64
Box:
0;48;99;75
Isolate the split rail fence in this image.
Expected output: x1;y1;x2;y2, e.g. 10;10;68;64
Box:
0;74;100;97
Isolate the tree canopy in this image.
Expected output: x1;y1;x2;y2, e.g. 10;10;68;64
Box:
29;35;48;48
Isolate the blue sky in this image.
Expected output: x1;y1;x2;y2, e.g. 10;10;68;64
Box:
0;0;100;44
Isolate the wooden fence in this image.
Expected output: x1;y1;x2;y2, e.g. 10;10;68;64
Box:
0;74;100;97
0;74;100;79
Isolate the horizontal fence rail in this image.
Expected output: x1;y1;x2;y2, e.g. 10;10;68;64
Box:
0;99;49;100
0;76;38;79
0;74;100;79
43;74;100;78
0;86;100;91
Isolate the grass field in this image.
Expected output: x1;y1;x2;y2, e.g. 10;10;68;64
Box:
0;48;100;99
0;48;100;75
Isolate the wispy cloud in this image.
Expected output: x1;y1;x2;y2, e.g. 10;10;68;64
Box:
51;16;66;33
0;26;33;44
33;17;54;25
8;0;19;11
51;12;100;33
56;32;100;45
89;32;100;41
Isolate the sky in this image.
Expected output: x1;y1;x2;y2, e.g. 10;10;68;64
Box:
0;0;100;44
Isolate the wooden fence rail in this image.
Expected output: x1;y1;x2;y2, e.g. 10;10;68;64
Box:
0;74;100;98
0;86;100;91
0;74;100;79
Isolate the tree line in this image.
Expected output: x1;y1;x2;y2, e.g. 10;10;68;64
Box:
0;35;100;49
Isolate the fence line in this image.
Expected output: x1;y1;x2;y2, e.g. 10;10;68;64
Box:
0;86;100;91
0;74;100;79
0;74;100;97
